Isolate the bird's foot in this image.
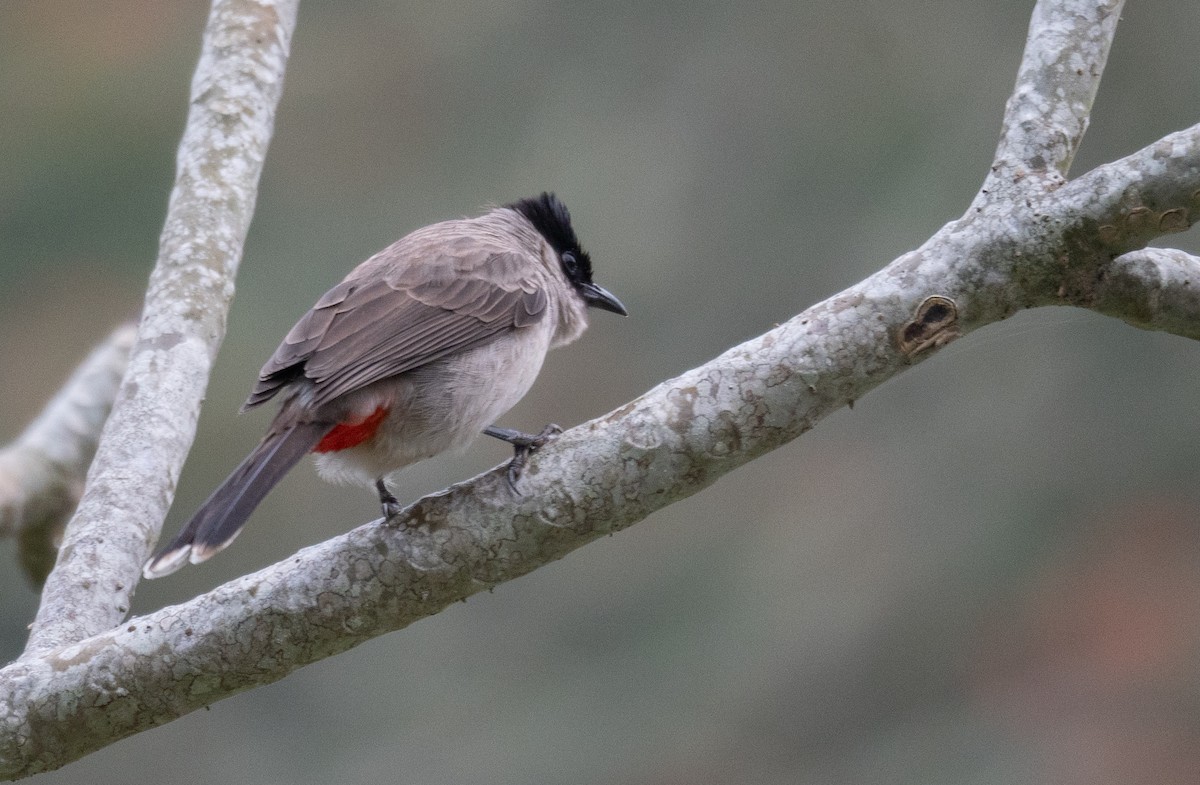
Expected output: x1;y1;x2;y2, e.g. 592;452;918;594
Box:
483;423;563;495
376;477;403;520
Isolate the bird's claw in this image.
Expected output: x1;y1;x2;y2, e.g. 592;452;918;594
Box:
484;423;563;495
376;478;403;521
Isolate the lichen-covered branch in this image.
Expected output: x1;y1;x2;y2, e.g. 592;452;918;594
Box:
1060;124;1200;254
0;283;955;769
21;0;299;659
6;110;1200;779
0;323;135;587
988;0;1122;186
1087;248;1200;337
0;280;930;777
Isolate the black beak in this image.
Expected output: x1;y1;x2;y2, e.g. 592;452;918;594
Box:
580;282;629;316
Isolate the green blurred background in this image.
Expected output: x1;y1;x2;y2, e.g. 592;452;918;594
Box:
3;1;1200;783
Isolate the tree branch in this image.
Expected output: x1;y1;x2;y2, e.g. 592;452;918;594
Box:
1088;248;1200;337
987;0;1122;188
0;324;135;587
21;0;299;659
1059;123;1200;255
6;110;1200;777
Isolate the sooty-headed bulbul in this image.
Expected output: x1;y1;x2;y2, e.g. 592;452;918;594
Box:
144;193;626;578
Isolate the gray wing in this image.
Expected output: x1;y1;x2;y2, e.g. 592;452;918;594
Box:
245;250;547;411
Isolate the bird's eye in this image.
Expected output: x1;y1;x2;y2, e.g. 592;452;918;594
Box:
561;252;579;277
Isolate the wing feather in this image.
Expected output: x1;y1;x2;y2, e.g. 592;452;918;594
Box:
245;248;547;411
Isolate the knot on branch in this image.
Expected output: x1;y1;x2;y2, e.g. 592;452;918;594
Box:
896;296;960;358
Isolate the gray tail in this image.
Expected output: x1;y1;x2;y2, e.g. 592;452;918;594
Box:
143;421;333;578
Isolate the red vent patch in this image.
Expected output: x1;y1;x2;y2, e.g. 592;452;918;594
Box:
313;406;389;453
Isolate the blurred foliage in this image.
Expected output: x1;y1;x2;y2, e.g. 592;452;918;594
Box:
3;1;1200;783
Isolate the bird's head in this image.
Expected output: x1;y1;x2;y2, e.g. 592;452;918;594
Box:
507;192;628;316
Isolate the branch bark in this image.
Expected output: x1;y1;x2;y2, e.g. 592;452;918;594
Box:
2;0;1198;779
0;324;135;587
20;0;299;659
988;0;1122;185
1091;248;1200;335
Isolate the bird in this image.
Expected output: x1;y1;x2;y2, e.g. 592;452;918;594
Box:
143;193;626;578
